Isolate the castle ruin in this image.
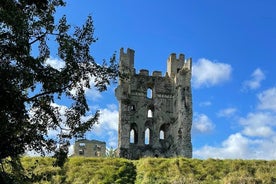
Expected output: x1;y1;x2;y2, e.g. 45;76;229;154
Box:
115;48;192;159
73;139;106;157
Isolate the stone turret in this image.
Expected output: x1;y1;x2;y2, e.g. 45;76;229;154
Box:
119;48;135;78
116;48;192;159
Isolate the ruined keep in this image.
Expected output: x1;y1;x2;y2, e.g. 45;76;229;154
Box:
115;48;193;159
73;139;106;157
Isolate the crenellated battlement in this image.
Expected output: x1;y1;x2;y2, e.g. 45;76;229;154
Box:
119;48;135;71
138;69;163;77
152;71;162;77
119;47;192;78
167;53;192;78
183;58;192;71
139;69;149;76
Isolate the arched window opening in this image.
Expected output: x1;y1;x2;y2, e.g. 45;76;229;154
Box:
147;88;152;99
160;130;165;140
145;128;150;145
160;123;169;140
147;109;153;118
130;129;135;143
128;105;135;111
130;123;138;144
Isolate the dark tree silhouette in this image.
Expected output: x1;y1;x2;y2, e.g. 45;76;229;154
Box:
0;0;118;163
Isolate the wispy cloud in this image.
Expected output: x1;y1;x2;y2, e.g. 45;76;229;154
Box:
239;112;276;137
257;87;276;112
193;113;215;133
242;68;265;90
192;58;232;88
217;108;237;118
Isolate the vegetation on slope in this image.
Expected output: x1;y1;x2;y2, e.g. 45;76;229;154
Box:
1;157;276;183
135;157;276;183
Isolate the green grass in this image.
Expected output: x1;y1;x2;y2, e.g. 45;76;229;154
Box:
3;157;276;183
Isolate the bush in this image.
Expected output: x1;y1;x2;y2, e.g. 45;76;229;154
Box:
64;157;136;184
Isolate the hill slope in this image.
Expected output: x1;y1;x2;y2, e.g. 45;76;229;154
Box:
3;157;276;183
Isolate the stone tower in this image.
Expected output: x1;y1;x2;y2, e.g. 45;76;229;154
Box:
115;48;192;159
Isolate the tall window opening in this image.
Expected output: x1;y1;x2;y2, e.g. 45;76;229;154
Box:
147;109;153;118
130;123;138;144
130;129;135;143
160;130;165;140
145;128;150;145
160;123;169;140
147;88;152;99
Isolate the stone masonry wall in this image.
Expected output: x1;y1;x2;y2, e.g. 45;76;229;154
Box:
115;48;192;159
73;139;106;157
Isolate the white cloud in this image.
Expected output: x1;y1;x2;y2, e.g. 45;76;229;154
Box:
99;104;118;131
239;112;276;126
242;68;265;90
217;108;237;118
85;85;102;101
194;133;266;159
242;126;274;138
45;57;65;71
192;58;232;88
193;113;215;133
239;112;276;137
194;133;276;160
85;104;118;148
81;104;118;134
69;104;119;155
257;87;276;112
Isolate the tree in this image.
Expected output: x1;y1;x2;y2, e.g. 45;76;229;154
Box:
0;0;118;163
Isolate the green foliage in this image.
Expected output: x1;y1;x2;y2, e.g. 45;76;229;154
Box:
2;157;276;183
21;157;63;183
64;157;136;184
135;157;276;184
0;157;29;184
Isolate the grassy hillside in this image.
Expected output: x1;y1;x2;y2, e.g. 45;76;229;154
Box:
3;157;276;183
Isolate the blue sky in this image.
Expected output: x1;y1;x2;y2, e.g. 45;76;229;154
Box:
45;1;276;159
